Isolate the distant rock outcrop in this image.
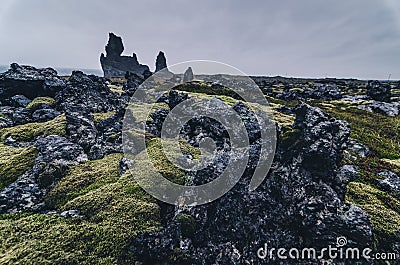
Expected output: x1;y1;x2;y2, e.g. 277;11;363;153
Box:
155;51;168;72
183;67;194;82
100;33;150;78
366;80;391;102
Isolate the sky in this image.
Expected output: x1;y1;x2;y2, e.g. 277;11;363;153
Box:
0;0;399;79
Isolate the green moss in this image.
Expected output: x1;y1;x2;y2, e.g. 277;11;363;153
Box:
45;153;123;209
0;115;66;142
265;95;298;107
26;97;56;111
137;138;187;185
91;112;115;125
346;182;400;249
0;211;159;265
0;144;37;190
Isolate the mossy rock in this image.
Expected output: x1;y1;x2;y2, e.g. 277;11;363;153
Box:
26;97;56;111
0;115;66;142
7;152;164;264
91;112;115;125
0;144;37;190
346;182;400;250
176;213;197;238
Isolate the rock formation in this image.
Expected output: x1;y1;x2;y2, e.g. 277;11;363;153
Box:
100;33;150;78
155;51;168;72
183;67;194;82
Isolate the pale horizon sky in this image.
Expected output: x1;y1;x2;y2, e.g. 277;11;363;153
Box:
0;0;399;79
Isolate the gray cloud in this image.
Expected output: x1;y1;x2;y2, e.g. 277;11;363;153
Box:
0;0;399;79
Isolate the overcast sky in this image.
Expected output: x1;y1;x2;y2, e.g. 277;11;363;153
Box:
0;0;399;79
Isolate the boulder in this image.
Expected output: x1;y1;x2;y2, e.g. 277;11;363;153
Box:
366;80;391;102
0;63;65;99
357;101;400;117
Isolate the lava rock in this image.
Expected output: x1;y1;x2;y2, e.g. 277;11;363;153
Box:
8;95;32;107
0;63;65;99
56;71;119;113
32;108;61;122
377;171;400;197
358;101;400;117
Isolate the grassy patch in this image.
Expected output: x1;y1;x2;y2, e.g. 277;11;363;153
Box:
0;144;37;190
26;97;56;111
0;115;66;142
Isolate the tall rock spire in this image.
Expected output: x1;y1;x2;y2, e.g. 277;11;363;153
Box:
155;51;168;72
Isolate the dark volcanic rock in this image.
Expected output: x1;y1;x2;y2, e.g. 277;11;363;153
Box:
0;63;65;100
130;103;373;264
0;106;33;126
155;51;168;72
366;80;391;102
100;33;150;78
55;71;119;113
8;95;32;107
32;108;61;122
105;32;124;58
183;67;194;83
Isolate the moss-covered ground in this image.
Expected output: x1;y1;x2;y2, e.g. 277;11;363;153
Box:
0;115;66;142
